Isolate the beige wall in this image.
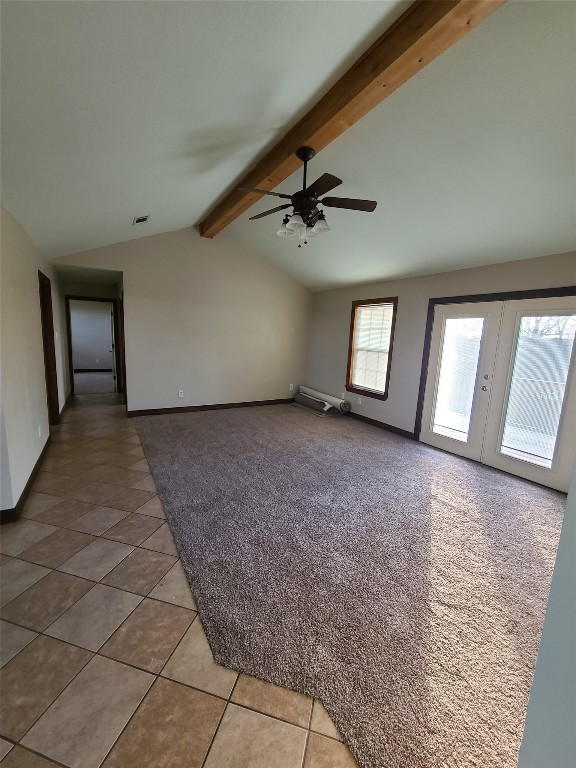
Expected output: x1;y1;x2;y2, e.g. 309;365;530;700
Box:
307;252;576;433
1;206;68;508
519;462;576;766
53;228;312;411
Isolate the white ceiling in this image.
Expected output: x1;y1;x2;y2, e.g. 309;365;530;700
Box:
2;1;575;291
1;0;409;257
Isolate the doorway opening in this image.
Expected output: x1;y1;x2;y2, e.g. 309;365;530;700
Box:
417;288;576;492
38;271;60;425
65;296;125;399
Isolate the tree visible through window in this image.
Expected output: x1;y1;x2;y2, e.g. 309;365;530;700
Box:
346;298;398;401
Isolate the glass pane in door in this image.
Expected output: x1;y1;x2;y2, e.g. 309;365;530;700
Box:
432;317;485;442
500;314;576;467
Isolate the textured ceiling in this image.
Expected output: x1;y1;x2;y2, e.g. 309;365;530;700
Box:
1;0;409;259
226;0;576;289
2;1;575;290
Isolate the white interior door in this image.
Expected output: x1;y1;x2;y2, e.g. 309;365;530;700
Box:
421;297;576;491
420;302;503;461
481;298;576;490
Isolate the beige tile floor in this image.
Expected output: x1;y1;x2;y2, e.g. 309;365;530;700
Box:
0;396;359;768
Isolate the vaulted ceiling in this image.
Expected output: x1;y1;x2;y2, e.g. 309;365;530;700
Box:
2;1;575;290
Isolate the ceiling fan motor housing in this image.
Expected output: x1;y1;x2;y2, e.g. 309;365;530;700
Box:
291;189;319;225
295;146;316;163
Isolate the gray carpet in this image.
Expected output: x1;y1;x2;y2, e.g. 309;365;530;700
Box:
135;405;565;768
74;371;115;394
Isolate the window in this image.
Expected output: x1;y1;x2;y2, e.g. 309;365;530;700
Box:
346;297;398;401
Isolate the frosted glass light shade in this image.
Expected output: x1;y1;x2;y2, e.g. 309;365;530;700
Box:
312;216;330;234
286;214;305;231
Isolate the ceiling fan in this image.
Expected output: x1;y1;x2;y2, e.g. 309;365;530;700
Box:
239;146;377;245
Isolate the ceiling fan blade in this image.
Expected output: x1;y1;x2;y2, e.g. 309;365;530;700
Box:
249;203;292;220
305;173;342;197
238;187;292;200
321;196;377;212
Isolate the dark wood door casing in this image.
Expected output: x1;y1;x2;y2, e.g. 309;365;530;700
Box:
65;295;126;401
38;271;60;425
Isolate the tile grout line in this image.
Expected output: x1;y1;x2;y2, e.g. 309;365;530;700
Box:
4;404;348;765
10;643;95;748
301;689;315;768
3;529;179;613
3;618;329;742
0;410;150;758
1;535;181;671
199;694;230;768
2;739;72;768
2;581;195;661
9;459;226;768
78;665;156;767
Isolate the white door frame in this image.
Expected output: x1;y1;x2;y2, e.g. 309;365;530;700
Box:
416;287;576;492
419;301;503;461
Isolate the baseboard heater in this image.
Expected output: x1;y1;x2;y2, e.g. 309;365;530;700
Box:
293;385;351;416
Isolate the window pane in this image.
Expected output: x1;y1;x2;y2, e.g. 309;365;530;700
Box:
351;302;395;394
500;314;576;467
432;317;484;442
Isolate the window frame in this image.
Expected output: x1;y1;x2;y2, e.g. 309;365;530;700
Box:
346;296;398;402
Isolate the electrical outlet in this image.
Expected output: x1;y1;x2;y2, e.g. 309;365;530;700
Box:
289;383;294;391
358;397;362;405
96;359;100;364
341;392;346;399
178;390;184;398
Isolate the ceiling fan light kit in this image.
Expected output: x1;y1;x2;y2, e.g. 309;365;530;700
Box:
277;216;296;237
286;213;306;231
311;212;330;234
241;146;377;246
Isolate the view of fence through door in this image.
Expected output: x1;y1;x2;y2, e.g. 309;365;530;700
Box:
499;314;576;466
431;316;485;442
420;296;576;491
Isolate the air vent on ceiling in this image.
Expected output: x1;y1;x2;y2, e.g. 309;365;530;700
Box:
132;215;149;225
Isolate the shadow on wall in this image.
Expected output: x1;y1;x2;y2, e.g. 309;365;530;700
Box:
0;413;12;508
518;465;576;767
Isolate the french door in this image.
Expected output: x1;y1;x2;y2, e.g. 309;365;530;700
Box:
420;297;576;491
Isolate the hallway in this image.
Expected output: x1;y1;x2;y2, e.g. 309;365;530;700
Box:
74;372;116;395
0;397;353;768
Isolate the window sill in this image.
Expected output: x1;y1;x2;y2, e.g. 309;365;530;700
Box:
346;385;389;402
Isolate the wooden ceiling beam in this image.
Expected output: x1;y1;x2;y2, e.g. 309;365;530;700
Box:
199;0;506;238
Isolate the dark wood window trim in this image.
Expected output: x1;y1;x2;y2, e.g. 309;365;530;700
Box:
346;296;398;402
414;284;576;440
